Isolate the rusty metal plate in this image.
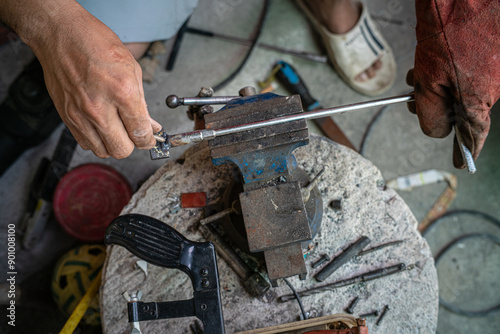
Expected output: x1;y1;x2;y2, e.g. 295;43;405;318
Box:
239;182;311;252
204;93;304;127
264;243;307;282
205;93;308;159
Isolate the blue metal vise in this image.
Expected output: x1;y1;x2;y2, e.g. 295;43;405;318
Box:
204;92;320;285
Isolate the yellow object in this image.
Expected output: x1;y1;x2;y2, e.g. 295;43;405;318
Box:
60;268;102;334
51;244;106;327
258;63;282;89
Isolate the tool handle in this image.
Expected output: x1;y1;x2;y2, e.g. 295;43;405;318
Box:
107;214;226;333
105;214;219;292
275;61;320;111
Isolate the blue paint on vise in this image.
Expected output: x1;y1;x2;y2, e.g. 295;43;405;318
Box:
223;92;280;110
210;91;309;184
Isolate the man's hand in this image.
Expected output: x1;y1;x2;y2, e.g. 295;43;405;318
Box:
407;0;499;169
0;0;161;158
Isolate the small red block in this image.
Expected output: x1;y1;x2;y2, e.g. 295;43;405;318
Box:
181;192;207;208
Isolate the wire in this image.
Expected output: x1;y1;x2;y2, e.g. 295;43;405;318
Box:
421;209;500;236
212;0;270;92
358;89;415;156
422;210;500;318
282;277;308;320
358;105;389;156
434;233;500;317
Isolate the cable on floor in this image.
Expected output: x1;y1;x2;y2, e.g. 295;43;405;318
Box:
359;105;389;156
212;0;271;92
282;277;308;320
422;210;500;317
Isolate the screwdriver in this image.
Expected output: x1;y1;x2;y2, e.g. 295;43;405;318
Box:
274;61;321;111
273;60;356;150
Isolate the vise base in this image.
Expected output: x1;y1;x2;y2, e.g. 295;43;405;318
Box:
205;92;314;283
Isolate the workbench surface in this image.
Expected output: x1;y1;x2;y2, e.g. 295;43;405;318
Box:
100;134;438;333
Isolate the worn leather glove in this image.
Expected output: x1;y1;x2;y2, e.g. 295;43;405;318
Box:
407;0;500;169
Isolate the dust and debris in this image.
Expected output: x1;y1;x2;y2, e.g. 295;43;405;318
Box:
101;135;438;334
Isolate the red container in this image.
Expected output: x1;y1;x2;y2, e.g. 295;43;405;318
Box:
53;164;132;242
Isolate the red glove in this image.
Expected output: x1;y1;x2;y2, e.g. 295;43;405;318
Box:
407;0;500;169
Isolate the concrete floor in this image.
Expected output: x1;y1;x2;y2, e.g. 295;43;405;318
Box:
1;0;499;333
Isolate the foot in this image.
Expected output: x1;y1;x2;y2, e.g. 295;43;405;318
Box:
303;0;382;82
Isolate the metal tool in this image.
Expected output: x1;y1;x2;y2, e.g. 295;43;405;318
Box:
163;90;326;285
376;305;390;326
311;254;330;269
454;124;476;174
315;236;371;282
359;310;379;318
105;214;225;334
203;93;315;284
159;91;477;173
278;263;407;302
345;296;360;314
166;95;239;108
357;239;404;257
122;291;143;334
274;60;356;150
155;92;414;156
199;222;271;299
185;27;328;63
200;201;241;226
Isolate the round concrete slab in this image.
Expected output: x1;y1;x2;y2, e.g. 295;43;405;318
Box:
100;134;438;333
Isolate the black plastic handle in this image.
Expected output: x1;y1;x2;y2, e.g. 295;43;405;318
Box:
106;214;225;333
106;214;219;291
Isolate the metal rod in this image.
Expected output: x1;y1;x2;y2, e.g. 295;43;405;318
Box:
199;207;234;226
360;310;379;317
199;224;251;280
376;305;390;326
166;95;240;108
278;263;406;302
162;92;477;173
315;236;371;282
167;93;415;147
186;27;328;63
357;239;404;256
311;254;330;269
344;296;360;314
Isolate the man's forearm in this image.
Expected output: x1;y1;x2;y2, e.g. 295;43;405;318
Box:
0;0;77;49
